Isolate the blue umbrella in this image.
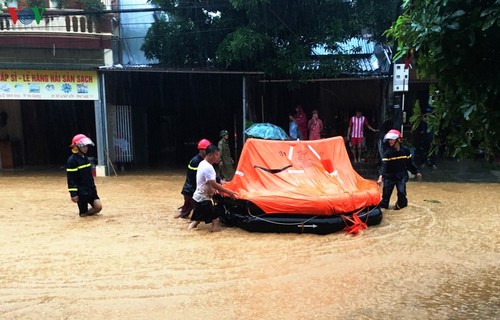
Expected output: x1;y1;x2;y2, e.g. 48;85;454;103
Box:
245;123;291;140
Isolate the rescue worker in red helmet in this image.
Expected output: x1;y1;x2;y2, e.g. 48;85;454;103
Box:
66;134;103;217
377;129;422;210
175;138;211;219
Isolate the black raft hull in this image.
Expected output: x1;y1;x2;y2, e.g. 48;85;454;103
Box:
216;197;383;235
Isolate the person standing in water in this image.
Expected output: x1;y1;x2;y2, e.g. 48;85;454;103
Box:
66;134;102;217
176;138;211;219
217;130;236;181
189;144;237;232
377;129;422;210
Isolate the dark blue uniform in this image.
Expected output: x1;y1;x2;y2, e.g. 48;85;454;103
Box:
178;154;204;218
66;153;99;215
379;145;419;209
181;154;204;197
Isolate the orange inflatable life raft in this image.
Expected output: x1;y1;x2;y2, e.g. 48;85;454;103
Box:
218;136;383;235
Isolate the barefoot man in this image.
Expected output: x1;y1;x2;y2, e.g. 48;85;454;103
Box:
189;144;237;232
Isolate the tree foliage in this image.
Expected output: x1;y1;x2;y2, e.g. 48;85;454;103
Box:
385;0;500;160
54;0;106;11
141;0;401;78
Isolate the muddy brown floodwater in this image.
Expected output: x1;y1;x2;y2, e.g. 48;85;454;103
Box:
0;171;498;320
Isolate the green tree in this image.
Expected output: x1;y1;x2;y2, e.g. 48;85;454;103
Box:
141;0;401;79
55;0;105;11
385;0;500;161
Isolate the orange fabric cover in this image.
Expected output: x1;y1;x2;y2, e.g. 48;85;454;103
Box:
225;137;381;215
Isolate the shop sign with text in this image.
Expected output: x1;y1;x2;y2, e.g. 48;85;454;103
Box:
0;70;99;100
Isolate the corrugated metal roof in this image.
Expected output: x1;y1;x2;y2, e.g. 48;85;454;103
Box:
97;64;264;75
308;37;392;75
313;38;375;55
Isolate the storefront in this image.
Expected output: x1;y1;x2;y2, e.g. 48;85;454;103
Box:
0;69;106;174
0;68;263;175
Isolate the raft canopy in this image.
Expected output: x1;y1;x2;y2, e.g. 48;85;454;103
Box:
225;136;381;215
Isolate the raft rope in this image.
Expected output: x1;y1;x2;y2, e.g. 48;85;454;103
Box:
222;202;376;234
244;206;319;226
340;207;375;235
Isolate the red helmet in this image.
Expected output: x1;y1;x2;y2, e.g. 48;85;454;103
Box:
384;129;403;141
70;134;95;147
197;138;211;150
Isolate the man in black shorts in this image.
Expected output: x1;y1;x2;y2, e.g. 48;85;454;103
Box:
189;144;237;232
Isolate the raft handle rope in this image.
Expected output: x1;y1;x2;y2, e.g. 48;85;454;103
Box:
253;164;292;174
340;207;376;234
340;207;375;225
245;206;319;226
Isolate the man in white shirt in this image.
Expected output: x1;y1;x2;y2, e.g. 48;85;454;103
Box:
189;144;237;232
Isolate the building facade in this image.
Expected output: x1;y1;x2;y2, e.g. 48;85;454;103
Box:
0;0;113;172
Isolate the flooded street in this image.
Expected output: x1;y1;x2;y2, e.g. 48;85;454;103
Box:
0;172;498;319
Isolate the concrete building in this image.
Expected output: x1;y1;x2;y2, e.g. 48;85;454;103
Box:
0;0;114;173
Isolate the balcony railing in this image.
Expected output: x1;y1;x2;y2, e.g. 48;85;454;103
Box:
0;11;111;34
